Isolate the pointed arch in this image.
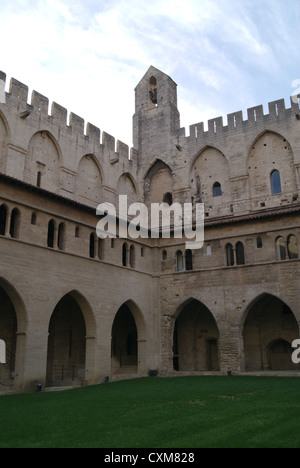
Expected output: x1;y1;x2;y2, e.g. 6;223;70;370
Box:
248;130;297;204
144;159;174;205
173;298;220;371
191;146;232;214
75;154;103;206
46;290;96;387
242;293;299;371
0;110;9;172
25;131;61;193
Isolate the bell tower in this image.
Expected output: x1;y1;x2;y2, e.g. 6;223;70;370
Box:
133;66;180;156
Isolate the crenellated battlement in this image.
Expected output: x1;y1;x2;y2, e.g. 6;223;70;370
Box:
0;70;134;163
184;96;300;142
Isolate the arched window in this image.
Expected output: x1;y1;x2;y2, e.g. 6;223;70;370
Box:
31;213;37;226
271;170;282;195
98;238;104;260
37;171;42;188
236;242;245;265
163;192;173;206
0;205;7;235
47;220;55;248
0;339;6;364
10;208;20;239
276;237;286;261
185;249;193;271
122;243;128;267
287;235;298;259
57;223;65;251
89;233;96;258
149;76;158;106
213;182;222;197
130;245;135;268
257;237;263;249
226;244;234;267
176;250;184;272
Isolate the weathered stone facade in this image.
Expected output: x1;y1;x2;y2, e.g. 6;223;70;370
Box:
0;66;299;393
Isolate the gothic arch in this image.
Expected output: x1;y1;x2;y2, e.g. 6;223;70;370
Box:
242;293;299;371
25;131;61;193
46;290;96;387
191;146;232;213
75;154;103;206
111;299;147;375
173;298;220;372
116;173;139;206
248;130;297;203
0;277;27;388
144;159;174;205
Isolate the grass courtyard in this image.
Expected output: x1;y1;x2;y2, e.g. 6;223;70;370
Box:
0;376;300;448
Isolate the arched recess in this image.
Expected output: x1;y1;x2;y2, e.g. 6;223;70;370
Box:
116;173;139;220
75;155;102;206
248;131;297;207
191;146;232;215
173;298;220;372
144;159;174;205
25;131;61;193
0;277;27;388
46;290;96;387
111;300;147;376
242;293;300;371
0;112;9;172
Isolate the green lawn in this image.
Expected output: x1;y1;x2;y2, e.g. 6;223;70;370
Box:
0;376;300;448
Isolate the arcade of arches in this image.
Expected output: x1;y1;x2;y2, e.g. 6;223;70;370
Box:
1;281;300;392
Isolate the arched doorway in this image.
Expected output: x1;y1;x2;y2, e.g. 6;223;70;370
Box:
46;293;92;387
0;279;27;391
0;286;17;387
111;301;146;376
173;299;220;372
243;294;300;371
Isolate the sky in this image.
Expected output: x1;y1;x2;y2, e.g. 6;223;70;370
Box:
0;0;299;145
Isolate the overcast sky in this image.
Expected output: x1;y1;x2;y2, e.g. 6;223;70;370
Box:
0;0;299;145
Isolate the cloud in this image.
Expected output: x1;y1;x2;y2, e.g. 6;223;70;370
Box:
0;0;299;144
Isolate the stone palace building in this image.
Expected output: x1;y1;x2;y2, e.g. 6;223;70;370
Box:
0;66;299;393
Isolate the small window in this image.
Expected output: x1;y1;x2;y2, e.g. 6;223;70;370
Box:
98;238;104;260
0;205;7;236
257;237;263;249
31;213;37;226
185;249;193;271
37;171;42;188
141;247;144;258
162;250;167;261
10;208;20;239
130;245;135;268
236;242;245;265
213;182;222;197
176;250;184;272
271;170;282;195
47;220;55;248
149;76;158;106
287;235;298;260
276;237;286;261
226;243;234;267
122;243;128;267
89;233;96;258
75;226;80;238
0;339;6;364
57;223;65;250
206;245;212;256
163;192;173;206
